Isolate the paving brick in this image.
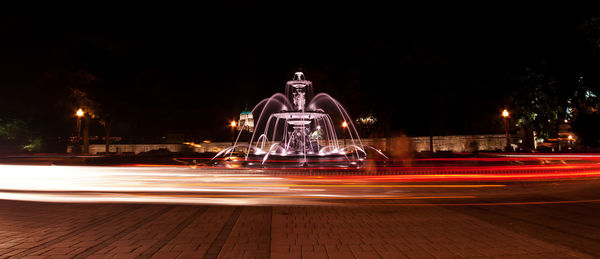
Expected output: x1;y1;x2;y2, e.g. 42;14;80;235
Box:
1;199;598;259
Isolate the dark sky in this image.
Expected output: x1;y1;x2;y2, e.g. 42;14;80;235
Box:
0;2;596;143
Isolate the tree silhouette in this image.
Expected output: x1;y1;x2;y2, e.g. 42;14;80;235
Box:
511;63;566;148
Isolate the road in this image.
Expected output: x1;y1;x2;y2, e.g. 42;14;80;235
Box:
1;156;600;258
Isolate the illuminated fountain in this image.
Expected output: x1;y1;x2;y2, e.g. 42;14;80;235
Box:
214;72;385;164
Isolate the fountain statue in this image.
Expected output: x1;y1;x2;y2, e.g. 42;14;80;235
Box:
214;71;386;164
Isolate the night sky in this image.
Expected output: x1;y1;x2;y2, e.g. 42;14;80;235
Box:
0;2;596;145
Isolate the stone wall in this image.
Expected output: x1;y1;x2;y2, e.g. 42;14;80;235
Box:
347;134;507;153
68;144;186;155
409;134;507;152
71;134;508;155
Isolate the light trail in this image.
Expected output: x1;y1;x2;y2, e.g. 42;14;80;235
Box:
121;194;478;200
180;153;600;163
180;183;505;188
368;199;600;206
333;172;600;182
0;161;598;205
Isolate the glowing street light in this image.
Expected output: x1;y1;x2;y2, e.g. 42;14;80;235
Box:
75;108;88;154
76;108;84;117
568;135;574;151
75;108;85;138
230;120;237;147
341;121;348;146
502;109;510;151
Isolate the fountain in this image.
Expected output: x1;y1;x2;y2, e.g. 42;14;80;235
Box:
214;72;386;165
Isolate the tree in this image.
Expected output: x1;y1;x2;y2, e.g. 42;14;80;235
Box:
578;17;600;101
511;63;566;148
569;74;600;148
579;17;600;57
67;71;99;154
64;70;116;154
0;118;42;152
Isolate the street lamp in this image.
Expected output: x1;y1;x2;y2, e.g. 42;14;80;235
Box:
75;108;84;137
341;121;348;147
568;135;573;151
75;108;89;154
502;109;510;151
230;120;237;147
76;108;84;117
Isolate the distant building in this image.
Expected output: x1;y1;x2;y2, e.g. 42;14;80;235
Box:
238;109;254;132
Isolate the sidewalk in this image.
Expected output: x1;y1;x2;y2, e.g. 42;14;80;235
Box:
0;199;597;258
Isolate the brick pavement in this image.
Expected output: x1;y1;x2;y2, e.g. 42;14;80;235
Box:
1;200;599;258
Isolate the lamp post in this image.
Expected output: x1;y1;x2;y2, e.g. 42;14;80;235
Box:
568;135;573;151
75;108;89;154
502;109;510;152
76;108;84;137
230;120;237;148
342;121;348;147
